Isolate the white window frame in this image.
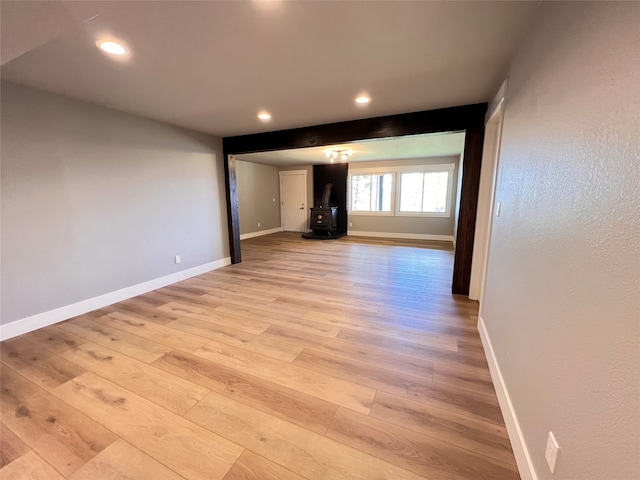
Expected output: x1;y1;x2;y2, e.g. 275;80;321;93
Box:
347;167;396;216
395;163;455;218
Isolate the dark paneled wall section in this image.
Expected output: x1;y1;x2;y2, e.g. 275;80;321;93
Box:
313;164;348;235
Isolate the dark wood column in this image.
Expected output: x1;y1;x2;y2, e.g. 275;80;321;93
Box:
452;125;485;295
223;152;241;264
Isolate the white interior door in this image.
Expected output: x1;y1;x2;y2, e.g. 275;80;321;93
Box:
280;171;307;232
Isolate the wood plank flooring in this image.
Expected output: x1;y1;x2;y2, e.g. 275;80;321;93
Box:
0;233;519;479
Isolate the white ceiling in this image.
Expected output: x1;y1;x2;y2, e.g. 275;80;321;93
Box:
237;131;466;167
0;1;538;137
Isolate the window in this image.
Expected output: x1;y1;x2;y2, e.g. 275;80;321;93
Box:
398;169;452;215
349;172;393;214
348;163;454;217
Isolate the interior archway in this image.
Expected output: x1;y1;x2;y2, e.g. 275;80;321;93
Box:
222;104;486;295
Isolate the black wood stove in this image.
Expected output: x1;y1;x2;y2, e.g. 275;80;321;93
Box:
302;183;345;240
310;206;338;233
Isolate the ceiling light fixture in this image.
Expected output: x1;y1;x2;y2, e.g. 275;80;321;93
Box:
355;94;371;105
257;111;272;121
97;40;127;56
326;149;353;162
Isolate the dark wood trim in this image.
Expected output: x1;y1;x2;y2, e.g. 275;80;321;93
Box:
453;125;485;295
222;103;487;294
223;151;241;263
224;104;486;155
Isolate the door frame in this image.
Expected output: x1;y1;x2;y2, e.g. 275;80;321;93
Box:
471;100;504;301
469;86;507;301
222;103;487;295
279;170;308;232
476;97;506;316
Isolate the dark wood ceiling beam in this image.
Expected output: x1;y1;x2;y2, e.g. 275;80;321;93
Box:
223;104;486;154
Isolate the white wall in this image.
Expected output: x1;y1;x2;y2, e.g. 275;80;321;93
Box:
481;3;639;480
1;82;229;327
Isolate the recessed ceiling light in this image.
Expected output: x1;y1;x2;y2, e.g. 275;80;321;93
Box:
355;94;371;105
257;111;272;121
97;40;127;56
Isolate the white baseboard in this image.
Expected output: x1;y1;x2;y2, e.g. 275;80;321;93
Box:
0;257;231;341
347;230;454;243
240;227;283;240
478;316;538;480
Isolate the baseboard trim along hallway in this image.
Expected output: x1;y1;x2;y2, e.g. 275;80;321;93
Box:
239;227;284;240
0;257;231;341
478;316;538;480
347;230;454;243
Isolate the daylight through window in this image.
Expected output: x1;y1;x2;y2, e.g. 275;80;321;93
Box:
398;171;450;214
348;164;454;217
350;173;393;212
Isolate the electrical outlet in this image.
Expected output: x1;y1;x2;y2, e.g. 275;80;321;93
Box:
349;222;353;227
545;431;560;473
257;222;261;227
272;197;276;202
174;255;181;264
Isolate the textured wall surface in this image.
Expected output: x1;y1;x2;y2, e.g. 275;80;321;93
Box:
482;3;639;479
1;82;229;324
236;160;281;235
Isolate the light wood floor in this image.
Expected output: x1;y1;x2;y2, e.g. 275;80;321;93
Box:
0;233;519;480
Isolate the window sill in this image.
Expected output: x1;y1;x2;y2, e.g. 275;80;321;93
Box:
395;212;451;218
347;211;394;216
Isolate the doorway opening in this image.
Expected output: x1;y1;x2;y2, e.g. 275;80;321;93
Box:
223;104;487;295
